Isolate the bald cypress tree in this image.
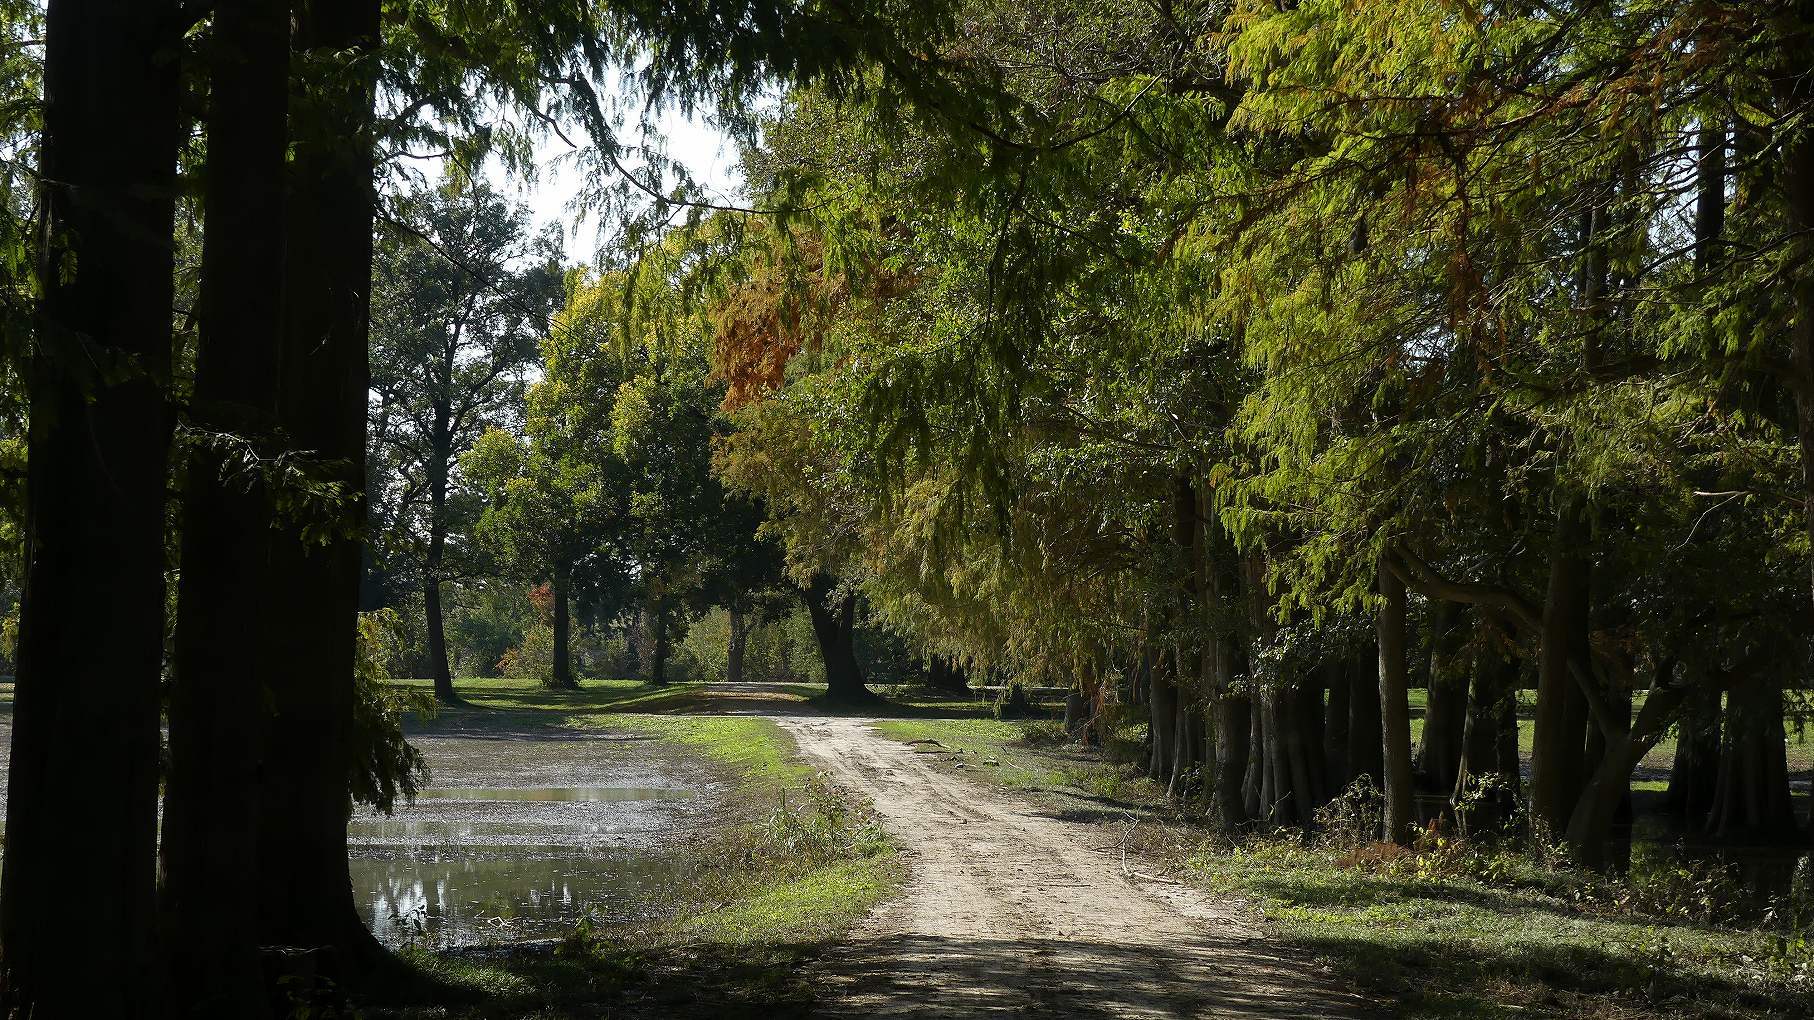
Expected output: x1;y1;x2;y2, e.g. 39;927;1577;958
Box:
0;0;182;1010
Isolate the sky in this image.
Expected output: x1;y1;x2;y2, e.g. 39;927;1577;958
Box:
502;103;746;266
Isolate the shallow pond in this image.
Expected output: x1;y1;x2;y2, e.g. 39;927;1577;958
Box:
348;727;720;947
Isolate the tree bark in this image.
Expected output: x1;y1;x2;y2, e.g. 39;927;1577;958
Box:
1565;678;1691;869
1666;670;1720;827
1779;30;1814;611
1348;643;1384;790
424;391;459;699
1242;698;1264;819
1323;658;1352;792
254;0;389;984
1706;678;1798;840
1532;497;1593;838
1148;643;1176;781
650;600;671;684
1455;634;1520;832
1377;551;1415;844
727;606;748;684
805;574;870;700
160;0;290;1010
1418;602;1467;794
1203;510;1249;828
550;562;575;688
0;0;180;1009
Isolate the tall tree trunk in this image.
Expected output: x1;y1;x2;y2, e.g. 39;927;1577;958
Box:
1455;633;1520;833
650;600;671;685
255;0;388;984
0;0;181;1009
1531;498;1593;838
805;574;870;701
550;562;575;689
727;606;748;684
425;401;455;701
425;573;454;699
1706;678;1798;840
1148;643;1176;781
160;0;290;1009
1377;551;1415;844
1203;511;1249;828
1323;658;1352;793
1168;666;1197;798
1780;31;1814;611
1418;603;1467;794
1666;670;1721;827
1566;679;1691;869
1295;678;1328;810
1349;642;1385;790
1243;698;1265;819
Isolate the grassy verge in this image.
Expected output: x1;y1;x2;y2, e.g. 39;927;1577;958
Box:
875;711;1814;1020
374;677;904;1018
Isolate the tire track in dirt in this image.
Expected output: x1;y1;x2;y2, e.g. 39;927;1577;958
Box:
779;715;1376;1019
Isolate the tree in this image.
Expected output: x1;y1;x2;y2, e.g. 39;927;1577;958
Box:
368;181;562;702
465;387;623;689
0;0;183;1009
160;0;291;1008
254;0;391;977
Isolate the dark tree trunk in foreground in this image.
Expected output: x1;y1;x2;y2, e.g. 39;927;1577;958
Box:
550;563;575;688
806;574;871;701
1781;29;1814;613
0;0;181;1010
161;0;290;1009
255;0;388;982
727;606;749;684
1532;499;1593;838
1377;552;1415;844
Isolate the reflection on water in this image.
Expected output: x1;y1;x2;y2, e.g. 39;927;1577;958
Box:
351;846;690;946
417;786;694;803
346;733;715;948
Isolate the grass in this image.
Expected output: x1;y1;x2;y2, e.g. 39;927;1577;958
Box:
1176;835;1814;1018
873;713;1162;804
370;676;904;1018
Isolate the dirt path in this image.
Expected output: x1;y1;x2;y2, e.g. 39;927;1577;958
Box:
778;715;1375;1020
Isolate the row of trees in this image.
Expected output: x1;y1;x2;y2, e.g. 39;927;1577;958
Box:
657;0;1814;873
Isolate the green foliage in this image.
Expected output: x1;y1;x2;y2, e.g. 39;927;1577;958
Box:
349;609;432;813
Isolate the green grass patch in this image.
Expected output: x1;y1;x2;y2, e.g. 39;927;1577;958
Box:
1180;835;1814;1018
873;716;1162;804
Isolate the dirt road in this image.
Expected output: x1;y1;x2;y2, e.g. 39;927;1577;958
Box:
779;715;1374;1019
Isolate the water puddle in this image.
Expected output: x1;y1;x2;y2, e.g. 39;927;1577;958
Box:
415;786;694;803
353;846;693;946
348;731;717;947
